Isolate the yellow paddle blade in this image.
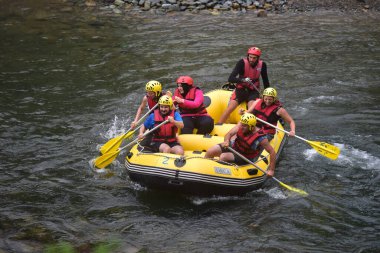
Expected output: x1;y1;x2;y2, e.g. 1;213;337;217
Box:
279;181;309;196
94;150;120;169
99;130;135;154
308;141;340;160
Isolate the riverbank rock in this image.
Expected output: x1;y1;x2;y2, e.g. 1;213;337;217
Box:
80;0;380;14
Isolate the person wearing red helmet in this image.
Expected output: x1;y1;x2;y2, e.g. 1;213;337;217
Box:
217;46;270;124
173;76;214;135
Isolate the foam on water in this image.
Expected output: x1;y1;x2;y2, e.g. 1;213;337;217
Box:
130;181;148;192
303;95;346;104
303;143;380;171
190;195;249;205
335;143;380;171
264;187;288;199
290;104;309;116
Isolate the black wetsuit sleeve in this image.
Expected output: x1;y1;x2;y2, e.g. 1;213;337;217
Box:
261;62;270;88
228;59;270;88
228;59;245;83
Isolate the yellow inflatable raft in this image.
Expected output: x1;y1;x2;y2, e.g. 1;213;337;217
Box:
125;89;287;196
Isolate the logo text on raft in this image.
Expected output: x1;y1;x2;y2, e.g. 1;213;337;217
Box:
214;167;231;175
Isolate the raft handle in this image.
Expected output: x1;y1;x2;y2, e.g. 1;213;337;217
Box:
247;168;258;176
168;179;183;186
174;157;186;167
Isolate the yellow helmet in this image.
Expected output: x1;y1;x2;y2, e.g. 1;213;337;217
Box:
263;87;277;100
158;95;173;107
240;113;257;129
145;80;162;97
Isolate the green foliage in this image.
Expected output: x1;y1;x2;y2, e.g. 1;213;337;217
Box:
44;240;121;253
45;242;75;253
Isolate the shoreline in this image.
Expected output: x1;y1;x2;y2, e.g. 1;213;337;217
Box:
78;0;379;16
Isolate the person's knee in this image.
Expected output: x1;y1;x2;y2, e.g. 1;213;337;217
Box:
198;123;213;134
205;145;221;158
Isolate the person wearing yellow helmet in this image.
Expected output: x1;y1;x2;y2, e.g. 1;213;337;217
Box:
131;80;172;129
205;113;276;177
245;87;295;140
138;95;184;155
217;46;270;124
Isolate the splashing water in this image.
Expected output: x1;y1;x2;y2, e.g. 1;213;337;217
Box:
304;143;380;171
264;187;288;199
102;115;130;139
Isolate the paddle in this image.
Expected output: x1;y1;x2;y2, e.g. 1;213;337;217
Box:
99;103;159;155
227;147;308;196
94;119;169;169
255;117;340;160
246;79;262;96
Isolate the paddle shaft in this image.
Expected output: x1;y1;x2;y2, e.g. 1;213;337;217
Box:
137;103;159;125
255;117;340;159
227;147;308;196
255;117;303;140
247;80;262;96
129;103;159;132
119;119;169;152
99;103;159;154
227;147;280;183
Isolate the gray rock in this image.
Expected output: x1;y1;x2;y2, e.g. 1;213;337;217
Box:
223;0;232;7
143;0;151;9
114;0;125;6
151;0;161;5
161;3;172;8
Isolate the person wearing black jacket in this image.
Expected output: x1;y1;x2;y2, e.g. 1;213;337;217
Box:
217;46;270;124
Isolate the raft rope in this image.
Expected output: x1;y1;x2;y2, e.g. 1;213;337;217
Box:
135;141;271;169
134;121;283;170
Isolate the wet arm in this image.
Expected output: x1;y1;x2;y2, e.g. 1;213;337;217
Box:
278;108;296;135
133;97;148;123
261;139;276;176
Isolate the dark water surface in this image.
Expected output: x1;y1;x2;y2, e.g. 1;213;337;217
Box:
1;2;380;252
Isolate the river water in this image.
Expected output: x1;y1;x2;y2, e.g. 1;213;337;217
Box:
1;1;380;252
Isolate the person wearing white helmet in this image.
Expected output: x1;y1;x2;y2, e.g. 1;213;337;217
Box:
217;46;270;124
205;113;276;177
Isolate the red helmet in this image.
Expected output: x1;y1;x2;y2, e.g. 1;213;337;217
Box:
247;47;261;57
176;76;194;86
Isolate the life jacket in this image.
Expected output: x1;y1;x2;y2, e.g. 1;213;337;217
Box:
146;93;161;110
252;99;282;135
233;127;266;159
236;58;263;90
152;109;177;142
174;87;207;115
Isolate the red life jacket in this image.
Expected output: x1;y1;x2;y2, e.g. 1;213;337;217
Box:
236;58;263;90
152;109;177;142
174;87;207;115
252;99;282;135
233;128;266;159
146;93;161;110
